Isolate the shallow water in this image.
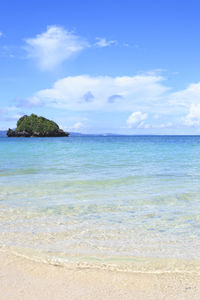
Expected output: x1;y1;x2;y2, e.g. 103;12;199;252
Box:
1;135;200;271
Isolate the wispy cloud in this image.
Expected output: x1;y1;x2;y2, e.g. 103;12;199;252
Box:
15;96;44;108
0;31;2;38
151;122;173;129
5;114;24;121
25;25;88;70
0;106;24;123
95;37;117;47
71;122;84;130
22;26;130;69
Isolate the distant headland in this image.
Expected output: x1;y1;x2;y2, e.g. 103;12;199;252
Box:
7;114;69;137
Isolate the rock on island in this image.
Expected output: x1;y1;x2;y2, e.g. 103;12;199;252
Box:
7;114;69;137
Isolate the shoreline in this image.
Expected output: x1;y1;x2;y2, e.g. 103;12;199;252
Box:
3;246;200;274
0;250;200;299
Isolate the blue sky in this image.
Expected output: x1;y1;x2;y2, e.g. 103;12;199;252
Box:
1;0;200;134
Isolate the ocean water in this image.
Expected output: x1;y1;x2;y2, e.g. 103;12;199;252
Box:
1;135;200;272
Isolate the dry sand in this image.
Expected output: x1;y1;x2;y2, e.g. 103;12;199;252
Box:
0;251;200;300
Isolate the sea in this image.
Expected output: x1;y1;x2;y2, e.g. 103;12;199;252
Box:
1;135;200;273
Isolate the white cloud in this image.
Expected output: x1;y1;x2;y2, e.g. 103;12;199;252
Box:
26;96;44;106
168;82;200;127
95;37;117;47
8;114;24;121
14;96;44;108
23;74;200;132
33;74;168;111
126;111;147;128
25;26;88;70
184;104;200;126
4;106;18;112
0;113;24;122
169;82;200;107
0;107;20;121
71;122;84;130
152;122;173;128
0;32;2;38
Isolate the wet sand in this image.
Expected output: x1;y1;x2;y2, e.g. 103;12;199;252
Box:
0;251;200;300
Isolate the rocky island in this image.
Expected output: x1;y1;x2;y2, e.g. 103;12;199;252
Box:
7;114;69;137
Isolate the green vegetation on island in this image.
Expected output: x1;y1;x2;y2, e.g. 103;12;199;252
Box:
7;114;69;137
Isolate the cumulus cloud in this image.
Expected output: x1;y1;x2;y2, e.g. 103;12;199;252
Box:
95;38;117;47
184;104;200;126
25;26;88;70
33;74;168;111
167;82;200;127
20;74;200;131
169;82;200;107
126;111;148;128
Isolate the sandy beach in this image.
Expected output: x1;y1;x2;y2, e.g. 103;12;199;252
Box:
0;251;199;300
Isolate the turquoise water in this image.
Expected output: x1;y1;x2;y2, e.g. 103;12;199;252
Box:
1;136;200;270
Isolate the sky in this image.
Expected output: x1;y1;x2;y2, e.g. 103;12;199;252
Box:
0;0;200;134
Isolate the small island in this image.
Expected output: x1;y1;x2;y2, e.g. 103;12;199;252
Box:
7;114;69;137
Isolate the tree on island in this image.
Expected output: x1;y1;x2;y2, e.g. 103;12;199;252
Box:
7;114;69;137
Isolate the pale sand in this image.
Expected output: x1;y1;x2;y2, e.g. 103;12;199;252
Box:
0;251;200;300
